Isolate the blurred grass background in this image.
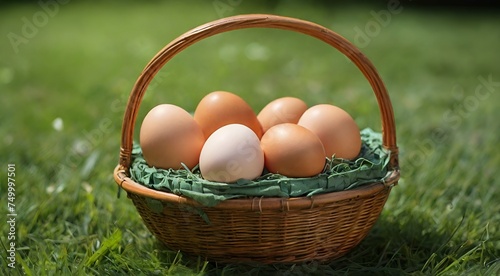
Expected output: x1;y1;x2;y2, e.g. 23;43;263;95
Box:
1;0;499;275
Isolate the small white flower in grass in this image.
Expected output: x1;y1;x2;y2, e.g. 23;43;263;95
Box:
46;185;55;194
82;182;93;194
52;117;64;131
46;183;65;194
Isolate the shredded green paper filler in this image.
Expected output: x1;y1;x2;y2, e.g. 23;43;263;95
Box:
130;128;390;207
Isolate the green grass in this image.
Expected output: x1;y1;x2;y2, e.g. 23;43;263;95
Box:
1;1;499;275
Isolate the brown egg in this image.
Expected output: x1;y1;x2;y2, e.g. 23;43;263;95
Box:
257;97;308;133
298;104;361;160
139;104;205;170
194;91;263;139
260;123;326;177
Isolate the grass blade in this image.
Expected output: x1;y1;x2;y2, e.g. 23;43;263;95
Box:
85;229;122;267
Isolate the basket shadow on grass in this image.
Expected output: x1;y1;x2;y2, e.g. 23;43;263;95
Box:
149;212;459;275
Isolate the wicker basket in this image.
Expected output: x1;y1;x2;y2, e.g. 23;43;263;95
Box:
113;14;400;264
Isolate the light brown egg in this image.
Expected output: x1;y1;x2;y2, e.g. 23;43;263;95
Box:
260;123;326;177
257;97;308;133
199;124;264;183
298;104;361;160
194;91;263;139
139;104;205;170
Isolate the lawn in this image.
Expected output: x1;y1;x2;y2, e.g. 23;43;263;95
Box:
1;1;499;275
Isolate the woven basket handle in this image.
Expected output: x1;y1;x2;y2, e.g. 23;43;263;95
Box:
118;14;399;171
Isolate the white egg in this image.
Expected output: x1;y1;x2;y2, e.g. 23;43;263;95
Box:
199;124;264;183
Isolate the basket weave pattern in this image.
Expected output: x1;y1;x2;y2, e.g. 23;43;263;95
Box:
114;14;400;264
128;188;390;263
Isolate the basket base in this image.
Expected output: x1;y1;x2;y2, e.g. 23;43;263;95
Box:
127;184;392;264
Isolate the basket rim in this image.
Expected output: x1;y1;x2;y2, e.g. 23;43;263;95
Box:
114;165;399;210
